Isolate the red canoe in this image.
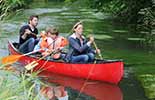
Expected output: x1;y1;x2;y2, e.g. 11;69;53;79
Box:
8;41;124;84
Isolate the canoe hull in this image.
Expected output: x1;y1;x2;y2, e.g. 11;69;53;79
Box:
8;41;124;84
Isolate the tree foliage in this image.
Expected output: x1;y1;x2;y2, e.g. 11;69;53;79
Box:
65;0;155;48
0;0;31;20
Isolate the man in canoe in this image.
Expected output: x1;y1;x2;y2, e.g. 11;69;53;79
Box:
18;15;39;53
65;21;100;63
33;26;68;60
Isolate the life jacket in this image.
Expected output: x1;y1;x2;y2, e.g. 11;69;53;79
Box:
40;31;49;50
60;37;68;47
47;36;68;51
47;36;68;59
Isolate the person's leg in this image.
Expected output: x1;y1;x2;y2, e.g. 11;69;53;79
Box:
27;38;35;52
19;40;30;53
33;38;41;51
71;54;89;63
19;38;35;53
35;38;40;45
87;53;95;62
60;53;67;62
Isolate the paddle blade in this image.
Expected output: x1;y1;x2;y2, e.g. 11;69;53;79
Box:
1;55;21;64
25;61;39;71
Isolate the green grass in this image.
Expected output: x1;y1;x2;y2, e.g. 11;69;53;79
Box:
0;68;45;100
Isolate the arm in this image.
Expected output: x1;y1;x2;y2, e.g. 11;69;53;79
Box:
19;26;26;40
21;32;27;39
20;27;31;40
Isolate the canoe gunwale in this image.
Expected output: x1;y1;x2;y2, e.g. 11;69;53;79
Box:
9;41;123;64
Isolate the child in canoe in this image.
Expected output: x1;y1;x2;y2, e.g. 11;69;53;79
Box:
34;26;68;60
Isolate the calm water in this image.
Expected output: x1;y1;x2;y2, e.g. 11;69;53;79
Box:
1;1;154;100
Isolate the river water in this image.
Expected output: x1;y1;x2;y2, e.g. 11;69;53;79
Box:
0;1;153;100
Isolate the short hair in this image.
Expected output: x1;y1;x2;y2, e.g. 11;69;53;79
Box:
46;26;59;36
28;15;39;24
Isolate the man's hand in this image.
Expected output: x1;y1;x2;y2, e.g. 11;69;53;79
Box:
21;29;31;39
25;29;32;35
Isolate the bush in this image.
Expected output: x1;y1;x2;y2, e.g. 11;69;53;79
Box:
0;0;30;20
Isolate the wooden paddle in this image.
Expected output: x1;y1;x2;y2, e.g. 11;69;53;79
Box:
88;34;103;60
93;41;103;60
1;49;42;65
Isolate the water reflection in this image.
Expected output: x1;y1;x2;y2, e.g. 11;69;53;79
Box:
39;85;68;100
40;72;123;100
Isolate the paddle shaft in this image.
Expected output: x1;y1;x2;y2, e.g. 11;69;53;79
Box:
93;41;103;60
22;49;42;56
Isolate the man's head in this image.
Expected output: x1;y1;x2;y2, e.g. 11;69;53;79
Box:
28;15;39;27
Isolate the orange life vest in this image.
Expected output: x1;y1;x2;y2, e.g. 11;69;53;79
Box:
39;35;68;59
47;36;68;51
60;37;68;47
40;32;48;49
47;36;68;59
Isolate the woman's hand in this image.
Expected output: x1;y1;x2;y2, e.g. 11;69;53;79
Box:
95;49;100;54
89;35;94;43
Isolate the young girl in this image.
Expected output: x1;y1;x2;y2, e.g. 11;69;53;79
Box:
34;26;68;59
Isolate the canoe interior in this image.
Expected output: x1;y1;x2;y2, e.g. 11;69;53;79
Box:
11;42;123;64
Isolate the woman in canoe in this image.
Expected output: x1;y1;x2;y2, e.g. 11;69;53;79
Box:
34;26;68;60
65;21;100;63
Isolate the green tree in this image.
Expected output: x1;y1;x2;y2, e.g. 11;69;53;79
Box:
0;0;31;20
